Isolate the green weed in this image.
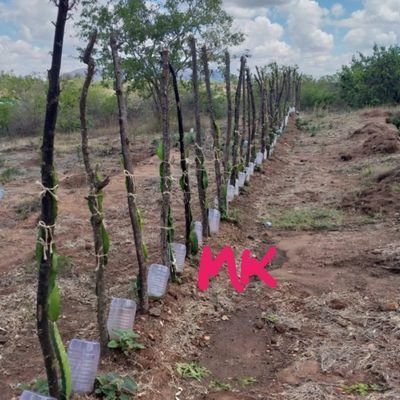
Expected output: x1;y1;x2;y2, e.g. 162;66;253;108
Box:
108;329;145;356
0;166;22;183
209;380;232;391
222;207;240;224
261;313;279;324
18;377;49;395
95;373;137;400
238;376;258;386
340;383;385;396
176;362;210;380
271;207;344;231
14;198;40;220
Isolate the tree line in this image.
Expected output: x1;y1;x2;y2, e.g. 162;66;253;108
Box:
301;44;400;110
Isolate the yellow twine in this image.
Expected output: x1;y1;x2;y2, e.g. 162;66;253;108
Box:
37;221;55;261
36;181;59;201
123;170;136;180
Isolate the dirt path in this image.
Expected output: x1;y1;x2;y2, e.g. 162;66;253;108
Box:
152;114;400;400
1;111;400;399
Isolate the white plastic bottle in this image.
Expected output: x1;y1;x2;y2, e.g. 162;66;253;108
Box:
107;297;137;340
68;339;100;394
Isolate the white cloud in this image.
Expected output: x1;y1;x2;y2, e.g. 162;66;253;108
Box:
1;0;398;78
230;15;295;68
0;0;83;75
286;0;334;53
339;0;400;50
331;3;344;18
225;0;291;8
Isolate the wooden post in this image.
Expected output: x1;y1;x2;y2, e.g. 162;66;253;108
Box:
189;36;209;237
201;45;225;217
169;62;193;255
36;1;70;397
160;49;174;276
79;31;110;351
110;32;148;312
231;55;246;185
223;50;233;177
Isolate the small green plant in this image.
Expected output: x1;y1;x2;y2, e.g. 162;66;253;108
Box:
18;377;49;395
295;118;309;131
262;313;279;324
340;383;385;396
361;164;374;178
0;166;22;183
222;207;240;224
209;380;232;391
271;207;344;231
107;329;145;356
95;373;137;400
386;115;400;131
238;376;258;386
176;362;210;380
130;277;141;300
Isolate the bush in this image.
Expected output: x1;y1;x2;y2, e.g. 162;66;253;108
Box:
300;75;342;110
339;44;400;108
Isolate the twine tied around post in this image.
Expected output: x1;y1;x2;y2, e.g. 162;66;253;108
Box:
36;181;59;201
37;221;55;261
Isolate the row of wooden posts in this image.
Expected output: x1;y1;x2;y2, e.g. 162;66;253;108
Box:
34;2;302;397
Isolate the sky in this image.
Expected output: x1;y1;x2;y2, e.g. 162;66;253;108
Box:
0;0;399;77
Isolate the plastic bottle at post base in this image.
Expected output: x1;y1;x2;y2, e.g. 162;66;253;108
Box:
171;242;186;273
68;339;100;394
208;208;220;235
20;391;56;400
107;297;137;340
147;264;170;298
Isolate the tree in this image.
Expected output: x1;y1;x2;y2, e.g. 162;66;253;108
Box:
78;0;243;112
339;45;400;107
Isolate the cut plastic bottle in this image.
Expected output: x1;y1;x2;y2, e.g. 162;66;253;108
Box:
227;184;235;202
238;172;246;187
234;179;239;196
171;242;186;273
20;391;56;400
255;152;263;165
194;221;203;247
147;264;170;298
249;162;255;175
208;208;220;235
68;339;100;394
107;298;137;340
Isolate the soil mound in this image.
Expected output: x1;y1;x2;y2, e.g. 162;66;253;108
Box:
350;122;399;156
361;130;399;155
361;109;393;118
351;122;397;137
60;173;88;189
342;167;400;216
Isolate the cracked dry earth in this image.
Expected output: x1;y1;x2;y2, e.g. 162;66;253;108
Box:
1;109;400;400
